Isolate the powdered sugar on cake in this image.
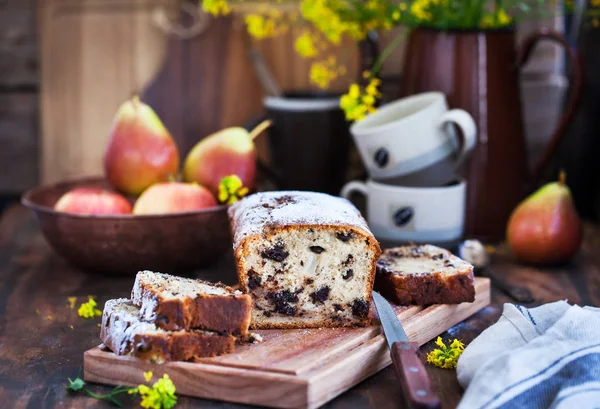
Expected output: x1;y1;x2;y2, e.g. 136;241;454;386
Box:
228;191;370;250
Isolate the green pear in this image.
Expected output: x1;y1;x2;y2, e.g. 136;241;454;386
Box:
183;120;271;195
104;96;180;196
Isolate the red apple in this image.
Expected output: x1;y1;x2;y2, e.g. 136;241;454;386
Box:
133;182;217;215
54;188;132;215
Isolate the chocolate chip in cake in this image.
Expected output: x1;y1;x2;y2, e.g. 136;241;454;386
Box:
300;260;304;266
267;290;299;316
261;242;289;262
333;304;344;312
432;253;444;260
247;270;262;289
275;195;296;206
305;277;314;285
310;246;325;254
342;254;354;267
136;341;151;353
155;314;170;326
351;299;369;318
336;231;353;242
310;287;330;304
263;311;272;317
342;269;354;280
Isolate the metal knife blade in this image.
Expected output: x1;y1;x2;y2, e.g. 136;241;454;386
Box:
372;291;442;409
372;291;409;348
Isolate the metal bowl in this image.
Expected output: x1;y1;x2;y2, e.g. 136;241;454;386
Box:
21;176;231;275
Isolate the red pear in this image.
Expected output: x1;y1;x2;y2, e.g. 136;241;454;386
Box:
507;172;582;265
54;188;132;215
104;96;180;196
133;182;217;215
183;121;271;195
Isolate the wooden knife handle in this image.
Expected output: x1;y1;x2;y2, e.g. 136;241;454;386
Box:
391;342;441;409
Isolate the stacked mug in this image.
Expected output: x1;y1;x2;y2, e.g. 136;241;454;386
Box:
341;92;477;246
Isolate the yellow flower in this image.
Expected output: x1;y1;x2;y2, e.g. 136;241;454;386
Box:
218;175;249;205
592;0;600;6
295;32;318;58
410;0;433;21
77;297;102;319
392;11;401;21
340;78;380;122
202;0;230;16
481;8;512;28
130;374;177;409
68;296;77;309
245;14;276;39
426;336;465;369
309;58;342;89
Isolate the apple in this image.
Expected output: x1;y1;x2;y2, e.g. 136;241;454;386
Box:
54;188;132;215
133;182;217;215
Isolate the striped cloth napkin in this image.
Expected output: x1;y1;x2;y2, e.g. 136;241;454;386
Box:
456;301;600;409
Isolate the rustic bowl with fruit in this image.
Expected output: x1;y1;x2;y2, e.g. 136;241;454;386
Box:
21;176;231;275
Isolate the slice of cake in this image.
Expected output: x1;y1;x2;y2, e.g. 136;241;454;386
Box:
375;244;475;305
100;299;235;363
228;191;381;329
131;271;252;335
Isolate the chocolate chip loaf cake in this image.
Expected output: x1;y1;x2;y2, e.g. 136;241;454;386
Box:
228;191;381;329
101;299;235;363
375;244;475;305
131;271;252;335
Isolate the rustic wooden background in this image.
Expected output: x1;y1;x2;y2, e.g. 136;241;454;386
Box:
0;0;568;206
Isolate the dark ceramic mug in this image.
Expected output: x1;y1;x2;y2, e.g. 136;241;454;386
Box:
248;92;351;195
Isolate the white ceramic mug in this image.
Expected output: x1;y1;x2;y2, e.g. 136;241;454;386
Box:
350;92;476;187
341;179;466;244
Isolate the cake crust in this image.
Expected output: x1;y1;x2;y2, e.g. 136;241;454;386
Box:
375;245;475;305
228;191;381;329
101;299;235;363
131;271;252;335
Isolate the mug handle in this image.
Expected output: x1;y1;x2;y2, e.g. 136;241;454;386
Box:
244;115;281;185
516;28;583;186
340;181;368;200
436;109;477;169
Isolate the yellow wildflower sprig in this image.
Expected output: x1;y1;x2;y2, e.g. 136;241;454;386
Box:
202;0;230;16
67;371;177;409
426;336;465;369
218;175;249;205
129;372;177;409
339;73;381;121
77;297;102;319
309;56;346;89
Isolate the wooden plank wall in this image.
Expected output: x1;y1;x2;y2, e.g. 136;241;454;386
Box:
0;0;39;194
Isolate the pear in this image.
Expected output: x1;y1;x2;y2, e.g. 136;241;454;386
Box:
507;171;582;265
104;96;180;196
183;120;271;195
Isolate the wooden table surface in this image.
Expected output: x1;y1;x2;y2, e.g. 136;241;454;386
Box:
1;204;599;409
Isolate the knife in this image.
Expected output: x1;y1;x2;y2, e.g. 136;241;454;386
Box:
372;291;441;409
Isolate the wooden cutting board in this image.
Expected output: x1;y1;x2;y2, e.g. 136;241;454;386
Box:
84;277;490;408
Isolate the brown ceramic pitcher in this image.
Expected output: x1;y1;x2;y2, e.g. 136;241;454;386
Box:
402;28;583;240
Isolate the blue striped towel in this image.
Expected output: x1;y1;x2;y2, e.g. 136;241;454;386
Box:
457;301;600;409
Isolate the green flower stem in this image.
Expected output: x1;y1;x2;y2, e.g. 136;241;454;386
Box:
369;29;409;77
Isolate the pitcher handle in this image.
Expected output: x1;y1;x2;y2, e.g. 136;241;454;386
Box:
517;28;583;186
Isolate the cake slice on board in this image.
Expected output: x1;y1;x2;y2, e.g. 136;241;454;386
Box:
375;244;475;305
100;299;235;363
131;271;252;335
